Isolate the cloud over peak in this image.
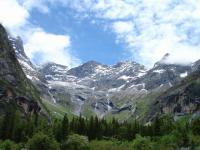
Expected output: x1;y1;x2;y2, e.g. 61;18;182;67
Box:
0;0;81;68
123;1;200;66
61;0;200;67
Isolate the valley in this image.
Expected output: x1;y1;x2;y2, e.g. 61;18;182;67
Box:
1;23;200;149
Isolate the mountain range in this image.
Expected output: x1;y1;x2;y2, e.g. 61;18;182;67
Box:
6;31;199;122
1;23;200;122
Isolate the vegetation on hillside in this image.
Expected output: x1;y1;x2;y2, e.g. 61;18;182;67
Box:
1;110;200;149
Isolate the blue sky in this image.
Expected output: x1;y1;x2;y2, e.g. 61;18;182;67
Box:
28;3;134;65
1;0;200;68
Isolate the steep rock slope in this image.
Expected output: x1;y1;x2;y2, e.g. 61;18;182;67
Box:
147;64;200;121
0;24;45;116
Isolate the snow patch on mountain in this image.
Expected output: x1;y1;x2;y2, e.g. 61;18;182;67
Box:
153;69;165;74
180;72;188;78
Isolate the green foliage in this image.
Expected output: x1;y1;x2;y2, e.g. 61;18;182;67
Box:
89;140;132;150
61;134;89;150
172;118;191;147
191;118;200;135
26;132;59;150
0;103;19;140
61;114;69;141
189;134;200;149
1;107;200;150
156;134;178;150
132;134;154;150
0;140;19;150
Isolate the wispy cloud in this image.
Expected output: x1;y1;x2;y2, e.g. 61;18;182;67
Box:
93;0;200;66
1;0;200;67
54;0;200;67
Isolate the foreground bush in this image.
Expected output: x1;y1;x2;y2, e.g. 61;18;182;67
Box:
132;134;154;150
27;132;59;150
61;134;89;150
156;134;178;150
0;140;19;150
89;139;133;150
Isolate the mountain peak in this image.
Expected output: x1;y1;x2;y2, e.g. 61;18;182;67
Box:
160;53;170;63
113;60;141;68
154;53;171;67
41;62;68;68
67;60;106;78
82;60;103;67
41;62;68;74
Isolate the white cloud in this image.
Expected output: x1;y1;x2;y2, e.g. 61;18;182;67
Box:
24;29;80;67
0;0;81;67
93;0;136;19
0;0;29;32
112;21;133;34
75;0;200;67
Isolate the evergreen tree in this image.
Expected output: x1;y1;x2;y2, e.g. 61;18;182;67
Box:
88;116;95;140
61;114;69;141
153;116;162;136
53;119;62;142
1;104;16;140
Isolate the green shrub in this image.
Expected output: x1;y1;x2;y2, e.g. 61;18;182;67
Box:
61;134;89;150
189;134;200;149
0;140;18;150
89;140;132;150
191;118;200;135
27;132;59;150
156;134;178;150
132;134;153;150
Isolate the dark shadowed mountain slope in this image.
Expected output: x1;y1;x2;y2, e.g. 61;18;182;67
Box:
0;24;46;116
147;62;200;121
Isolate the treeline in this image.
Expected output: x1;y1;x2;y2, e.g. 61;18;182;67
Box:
53;114;171;141
1;106;200;150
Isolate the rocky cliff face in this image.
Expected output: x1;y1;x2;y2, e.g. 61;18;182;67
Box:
9;36;40;81
192;60;200;72
0;24;44;116
147;66;200;121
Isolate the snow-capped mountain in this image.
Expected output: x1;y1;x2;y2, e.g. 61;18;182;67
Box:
11;36;198;119
9;36;45;82
129;59;192;90
64;60;147;91
39;62;68;81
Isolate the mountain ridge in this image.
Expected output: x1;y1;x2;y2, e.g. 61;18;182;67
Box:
10;34;200;120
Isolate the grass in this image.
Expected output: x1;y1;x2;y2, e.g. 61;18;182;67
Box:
82;105;96;118
42;99;75;119
105;110;131;122
133;91;161;121
89;140;133;150
104;91;162;122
